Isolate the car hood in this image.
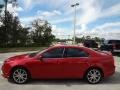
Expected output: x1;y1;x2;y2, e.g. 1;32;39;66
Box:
5;54;29;62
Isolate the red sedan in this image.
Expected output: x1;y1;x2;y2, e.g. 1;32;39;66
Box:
1;45;115;84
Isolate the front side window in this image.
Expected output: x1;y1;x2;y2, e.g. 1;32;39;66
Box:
42;48;64;58
65;48;89;57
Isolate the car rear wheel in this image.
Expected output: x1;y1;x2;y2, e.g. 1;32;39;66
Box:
86;69;102;84
11;68;29;84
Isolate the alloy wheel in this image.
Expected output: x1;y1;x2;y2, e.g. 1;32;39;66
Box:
86;69;102;84
12;68;28;84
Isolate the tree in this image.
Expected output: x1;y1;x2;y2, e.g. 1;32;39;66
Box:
74;36;86;44
93;37;101;42
31;19;55;46
0;11;29;47
18;27;29;46
0;11;11;47
0;0;22;47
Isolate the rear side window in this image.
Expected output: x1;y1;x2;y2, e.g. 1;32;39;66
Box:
65;48;89;57
42;48;64;58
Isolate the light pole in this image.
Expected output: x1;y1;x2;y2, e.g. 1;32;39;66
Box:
71;3;79;45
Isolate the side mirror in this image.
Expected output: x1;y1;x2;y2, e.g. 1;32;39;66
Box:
38;56;43;61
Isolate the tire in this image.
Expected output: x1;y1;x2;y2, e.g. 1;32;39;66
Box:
10;68;30;84
86;69;102;84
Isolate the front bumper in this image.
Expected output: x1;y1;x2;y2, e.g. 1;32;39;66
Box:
1;69;9;78
1;62;11;78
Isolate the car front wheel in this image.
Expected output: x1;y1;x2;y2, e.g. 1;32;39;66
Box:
11;68;30;84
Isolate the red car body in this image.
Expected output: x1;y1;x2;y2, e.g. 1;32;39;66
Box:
1;45;115;83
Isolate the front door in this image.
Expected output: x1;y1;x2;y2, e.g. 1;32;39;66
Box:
28;47;65;79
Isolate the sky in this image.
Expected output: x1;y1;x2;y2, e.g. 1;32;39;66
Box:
1;0;120;39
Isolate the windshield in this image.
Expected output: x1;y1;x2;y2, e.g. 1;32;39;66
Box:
28;52;39;57
28;47;48;57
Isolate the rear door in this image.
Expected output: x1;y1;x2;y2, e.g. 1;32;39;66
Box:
58;47;90;78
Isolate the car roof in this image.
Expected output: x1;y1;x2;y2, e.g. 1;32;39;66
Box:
48;45;98;55
50;45;87;49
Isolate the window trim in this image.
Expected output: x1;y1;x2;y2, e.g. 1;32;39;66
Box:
42;47;65;58
64;47;89;58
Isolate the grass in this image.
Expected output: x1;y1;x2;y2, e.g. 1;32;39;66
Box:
0;47;47;53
